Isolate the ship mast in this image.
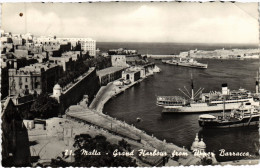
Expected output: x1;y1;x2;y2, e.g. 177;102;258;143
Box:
223;95;226;119
191;73;194;101
258;1;260;96
256;71;259;94
221;83;228;119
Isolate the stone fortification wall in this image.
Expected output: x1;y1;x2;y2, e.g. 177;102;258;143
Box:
59;68;100;113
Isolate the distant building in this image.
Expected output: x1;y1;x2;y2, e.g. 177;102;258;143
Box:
97;66;126;86
111;55;128;67
49;56;74;72
81;38;96;57
49;51;82;71
57;37;96;57
101;52;109;57
122;69;141;83
14;48;28;58
125;55;144;65
108;48;137;55
34;35;57;44
62;51;81;61
12;36;25;46
8;63;62;95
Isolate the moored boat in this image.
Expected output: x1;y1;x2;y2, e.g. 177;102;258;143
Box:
198;102;260;128
157;81;259;113
163;57;208;69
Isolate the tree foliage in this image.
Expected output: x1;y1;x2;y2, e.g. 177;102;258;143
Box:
50;134;137;167
118;139;132;152
30;93;59;119
58;56;111;88
83;56;112;71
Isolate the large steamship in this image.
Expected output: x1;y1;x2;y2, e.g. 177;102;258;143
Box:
156;74;260;113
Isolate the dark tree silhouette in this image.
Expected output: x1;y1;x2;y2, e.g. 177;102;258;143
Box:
50;134;137;167
30;93;59;119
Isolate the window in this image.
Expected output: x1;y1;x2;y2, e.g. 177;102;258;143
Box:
25;85;28;89
35;82;39;88
25;78;27;82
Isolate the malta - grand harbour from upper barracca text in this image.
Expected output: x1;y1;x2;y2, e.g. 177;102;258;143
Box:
1;2;260;167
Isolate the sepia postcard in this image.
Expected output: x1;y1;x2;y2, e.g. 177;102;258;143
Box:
0;1;260;167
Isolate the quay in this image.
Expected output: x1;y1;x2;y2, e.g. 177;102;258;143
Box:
89;78;146;112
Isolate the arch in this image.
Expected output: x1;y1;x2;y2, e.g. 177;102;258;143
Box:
126;74;130;80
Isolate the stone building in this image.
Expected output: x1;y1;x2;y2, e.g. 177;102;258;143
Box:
111;55;128;67
122;68;141;83
8;62;62;96
97;66;126;86
81;38;96;57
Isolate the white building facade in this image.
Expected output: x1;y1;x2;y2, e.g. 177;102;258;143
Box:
81;38;96;57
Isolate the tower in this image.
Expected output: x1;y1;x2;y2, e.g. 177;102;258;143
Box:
53;84;61;102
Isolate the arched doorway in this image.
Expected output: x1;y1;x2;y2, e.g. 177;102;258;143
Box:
126;74;130;80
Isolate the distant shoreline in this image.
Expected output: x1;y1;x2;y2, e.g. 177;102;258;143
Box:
147;54;259;59
97;41;258;46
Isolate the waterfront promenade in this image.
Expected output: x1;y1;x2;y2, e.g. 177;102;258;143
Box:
89;78;145;112
89;82;115;112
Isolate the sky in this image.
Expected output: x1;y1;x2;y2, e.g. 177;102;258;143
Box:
1;2;259;44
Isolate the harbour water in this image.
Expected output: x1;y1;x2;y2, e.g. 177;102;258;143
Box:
104;58;260;162
97;42;258;55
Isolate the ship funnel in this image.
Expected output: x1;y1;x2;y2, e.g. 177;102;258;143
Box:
222;83;229;95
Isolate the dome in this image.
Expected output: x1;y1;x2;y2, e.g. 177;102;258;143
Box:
198;138;206;149
191;141;199;150
191;133;199;150
54;84;61;90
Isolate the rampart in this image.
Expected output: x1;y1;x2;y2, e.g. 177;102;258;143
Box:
58;67;100;113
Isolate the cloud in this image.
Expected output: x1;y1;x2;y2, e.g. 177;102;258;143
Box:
1;2;258;44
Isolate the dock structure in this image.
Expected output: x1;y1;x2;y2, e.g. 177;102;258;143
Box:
66;105;141;142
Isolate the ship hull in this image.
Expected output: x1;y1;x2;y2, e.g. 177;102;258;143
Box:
165;61;207;69
161;101;257;113
198;115;260;128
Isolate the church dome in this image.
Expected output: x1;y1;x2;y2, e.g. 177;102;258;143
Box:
191;141;199;150
191;133;199;150
198;138;206;149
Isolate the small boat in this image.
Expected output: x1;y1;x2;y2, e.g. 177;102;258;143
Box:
163;57;208;69
198;102;260;128
162;60;167;64
123;80;131;85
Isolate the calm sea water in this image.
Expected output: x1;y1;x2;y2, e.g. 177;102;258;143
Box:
97;42;258;55
102;43;260;162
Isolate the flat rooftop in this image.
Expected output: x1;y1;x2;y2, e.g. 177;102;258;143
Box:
97;66;126;77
